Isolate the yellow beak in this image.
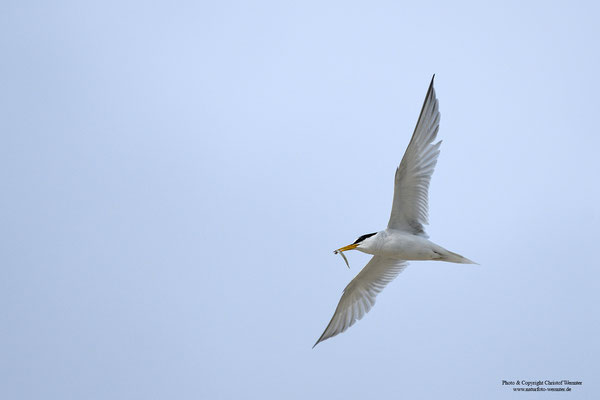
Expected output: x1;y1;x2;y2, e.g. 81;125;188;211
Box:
334;243;359;253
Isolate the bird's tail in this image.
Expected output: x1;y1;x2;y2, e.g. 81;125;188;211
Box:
441;249;478;265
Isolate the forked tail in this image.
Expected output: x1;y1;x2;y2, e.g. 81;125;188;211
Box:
442;249;478;264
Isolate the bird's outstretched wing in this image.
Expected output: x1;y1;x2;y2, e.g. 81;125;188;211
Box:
314;256;407;347
387;75;441;236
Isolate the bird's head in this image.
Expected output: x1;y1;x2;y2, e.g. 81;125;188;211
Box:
334;232;378;254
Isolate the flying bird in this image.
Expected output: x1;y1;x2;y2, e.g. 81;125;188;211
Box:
314;76;475;348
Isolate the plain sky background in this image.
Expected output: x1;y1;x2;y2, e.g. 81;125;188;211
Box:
2;1;599;399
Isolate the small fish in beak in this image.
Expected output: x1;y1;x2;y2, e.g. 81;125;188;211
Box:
333;243;359;269
334;249;351;268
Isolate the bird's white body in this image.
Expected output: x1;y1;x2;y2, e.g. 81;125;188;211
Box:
314;76;475;347
357;229;474;264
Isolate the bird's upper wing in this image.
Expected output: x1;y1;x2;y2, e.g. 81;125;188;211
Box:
313;256;408;347
387;76;441;236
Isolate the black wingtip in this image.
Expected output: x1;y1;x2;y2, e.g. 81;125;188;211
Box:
430;74;435;86
313;330;330;348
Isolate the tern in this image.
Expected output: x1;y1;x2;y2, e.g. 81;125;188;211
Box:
314;76;476;348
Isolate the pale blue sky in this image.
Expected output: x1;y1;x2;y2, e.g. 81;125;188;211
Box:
1;1;599;399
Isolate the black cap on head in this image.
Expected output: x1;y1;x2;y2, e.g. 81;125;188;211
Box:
353;232;377;245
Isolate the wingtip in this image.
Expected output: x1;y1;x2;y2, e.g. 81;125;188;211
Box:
426;74;436;93
313;329;331;348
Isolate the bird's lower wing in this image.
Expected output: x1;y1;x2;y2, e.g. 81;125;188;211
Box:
313;256;408;347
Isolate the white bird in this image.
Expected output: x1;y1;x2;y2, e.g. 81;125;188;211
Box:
314;76;476;348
